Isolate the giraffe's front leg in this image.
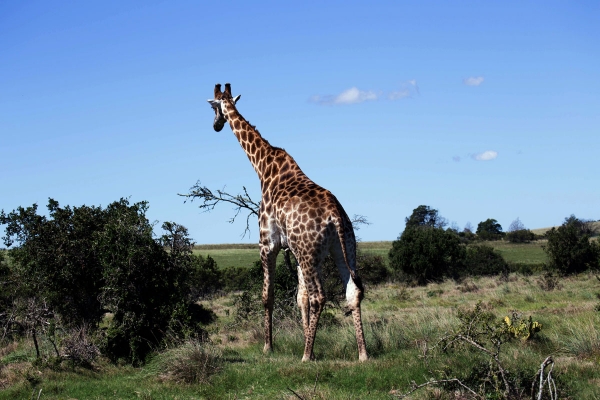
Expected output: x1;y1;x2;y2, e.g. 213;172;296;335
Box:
260;243;278;354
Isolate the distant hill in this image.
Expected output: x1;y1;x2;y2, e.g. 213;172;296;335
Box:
530;220;600;236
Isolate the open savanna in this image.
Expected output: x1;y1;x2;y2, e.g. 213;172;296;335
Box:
194;240;549;269
193;241;396;269
2;241;599;399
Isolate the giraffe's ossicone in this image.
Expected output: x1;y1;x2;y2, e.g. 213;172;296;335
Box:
207;83;368;362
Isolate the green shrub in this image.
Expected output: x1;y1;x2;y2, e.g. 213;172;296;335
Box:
508;262;545;276
544;215;600;275
357;253;390;285
462;244;509;277
389;227;465;285
506;218;535;243
189;255;223;298
234;260;298;323
506;229;535;243
435;302;545;398
221;266;253;292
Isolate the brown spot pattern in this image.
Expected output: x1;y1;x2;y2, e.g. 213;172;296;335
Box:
207;83;368;362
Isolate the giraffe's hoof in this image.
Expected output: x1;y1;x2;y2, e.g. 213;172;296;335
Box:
359;353;369;362
263;344;273;353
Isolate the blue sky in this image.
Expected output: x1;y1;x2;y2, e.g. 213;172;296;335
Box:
1;1;599;244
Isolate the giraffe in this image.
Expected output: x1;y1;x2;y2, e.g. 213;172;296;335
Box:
207;83;368;362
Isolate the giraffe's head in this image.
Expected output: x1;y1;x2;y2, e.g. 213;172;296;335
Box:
207;83;241;132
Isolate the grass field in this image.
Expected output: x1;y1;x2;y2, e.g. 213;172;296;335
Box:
2;241;599;399
193;241;394;269
485;240;548;265
194;240;549;270
3;272;599;399
193;244;262;269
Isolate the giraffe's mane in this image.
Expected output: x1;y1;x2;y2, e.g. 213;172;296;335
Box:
229;102;302;172
231;109;285;152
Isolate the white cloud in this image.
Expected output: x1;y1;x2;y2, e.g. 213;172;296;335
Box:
388;89;410;100
310;87;378;105
389;79;419;100
473;150;498;161
334;87;378;104
311;81;418;105
463;76;484;86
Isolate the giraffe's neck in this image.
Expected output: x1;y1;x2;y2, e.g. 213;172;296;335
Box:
223;104;281;182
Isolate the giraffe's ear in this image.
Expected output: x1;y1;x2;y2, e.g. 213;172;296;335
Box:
207;99;220;108
233;94;241;104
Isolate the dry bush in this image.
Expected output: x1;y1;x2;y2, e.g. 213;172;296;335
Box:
0;362;31;389
397;285;411;301
0;342;19;358
537;272;562;291
159;341;223;384
61;326;99;367
458;280;479;293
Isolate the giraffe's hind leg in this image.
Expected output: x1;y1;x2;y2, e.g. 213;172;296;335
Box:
348;278;368;361
296;257;326;362
331;243;368;361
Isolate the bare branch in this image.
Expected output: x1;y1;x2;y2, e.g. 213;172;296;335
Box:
179;181;260;238
287;387;305;400
533;356;556;400
351;214;371;231
454;334;511;396
181;182;370;241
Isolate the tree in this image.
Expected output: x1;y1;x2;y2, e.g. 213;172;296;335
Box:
405;205;448;230
463;222;474;234
0;200;106;327
96;202;198;364
389;227;465;285
505;218;535;243
1;199;205;365
544;215;600;275
476;219;504;241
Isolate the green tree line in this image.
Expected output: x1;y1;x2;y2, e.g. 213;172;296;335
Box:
389;205;600;285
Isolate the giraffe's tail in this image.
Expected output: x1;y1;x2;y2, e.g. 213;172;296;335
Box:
331;199;362;291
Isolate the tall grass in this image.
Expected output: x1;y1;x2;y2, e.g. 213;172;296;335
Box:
554;315;600;359
2;271;600;398
153;340;224;384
